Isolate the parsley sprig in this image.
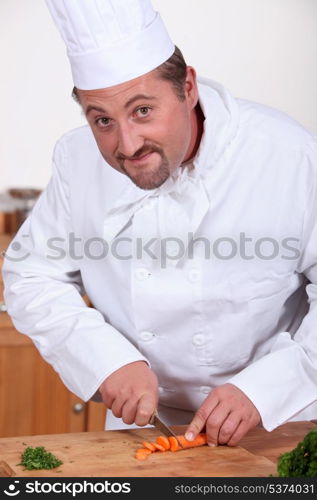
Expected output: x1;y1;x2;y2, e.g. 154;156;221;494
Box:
277;429;317;477
19;446;63;470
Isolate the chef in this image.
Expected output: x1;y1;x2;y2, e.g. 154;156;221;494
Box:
3;0;317;448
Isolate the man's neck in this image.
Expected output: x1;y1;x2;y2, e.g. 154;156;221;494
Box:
183;102;205;164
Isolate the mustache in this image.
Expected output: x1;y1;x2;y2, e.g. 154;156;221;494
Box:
116;144;163;162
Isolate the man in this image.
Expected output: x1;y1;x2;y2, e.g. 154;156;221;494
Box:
3;0;317;448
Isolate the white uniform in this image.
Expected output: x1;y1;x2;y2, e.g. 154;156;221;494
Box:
3;78;317;431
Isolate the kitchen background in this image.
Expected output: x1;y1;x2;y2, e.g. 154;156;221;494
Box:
0;0;316;439
1;0;317;230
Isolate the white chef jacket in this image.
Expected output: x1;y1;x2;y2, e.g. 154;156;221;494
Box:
3;77;317;431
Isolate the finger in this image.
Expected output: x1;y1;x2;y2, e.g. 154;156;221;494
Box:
227;419;251;447
121;399;138;425
111;395;128;418
217;412;241;445
185;396;219;442
98;383;115;409
101;393;115;410
135;392;157;426
205;404;230;447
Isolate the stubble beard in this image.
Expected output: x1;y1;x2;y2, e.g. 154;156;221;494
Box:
121;159;170;190
117;146;172;191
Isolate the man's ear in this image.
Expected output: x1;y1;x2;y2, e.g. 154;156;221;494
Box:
184;66;199;109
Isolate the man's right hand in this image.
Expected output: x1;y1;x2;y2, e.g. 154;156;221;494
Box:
98;361;158;426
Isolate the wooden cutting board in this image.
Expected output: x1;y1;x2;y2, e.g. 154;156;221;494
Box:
1;421;315;477
0;426;276;477
239;420;317;463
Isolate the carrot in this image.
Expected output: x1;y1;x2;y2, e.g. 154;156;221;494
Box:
168;433;207;451
134;433;208;460
156;436;171;450
142;441;156;452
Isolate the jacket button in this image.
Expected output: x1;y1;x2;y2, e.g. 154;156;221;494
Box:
140;331;156;341
192;333;205;346
188;268;201;283
135;267;151;281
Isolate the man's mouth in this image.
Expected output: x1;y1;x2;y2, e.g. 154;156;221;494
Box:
124;151;155;166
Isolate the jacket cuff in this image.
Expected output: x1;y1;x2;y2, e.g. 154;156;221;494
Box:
227;333;317;431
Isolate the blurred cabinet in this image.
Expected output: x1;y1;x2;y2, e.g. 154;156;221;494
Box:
0;235;106;437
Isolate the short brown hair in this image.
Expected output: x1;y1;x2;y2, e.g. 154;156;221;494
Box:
72;46;187;103
154;46;187;101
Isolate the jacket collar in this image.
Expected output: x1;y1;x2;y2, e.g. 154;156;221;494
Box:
102;78;240;243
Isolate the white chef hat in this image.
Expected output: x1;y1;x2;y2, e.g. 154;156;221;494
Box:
45;0;175;90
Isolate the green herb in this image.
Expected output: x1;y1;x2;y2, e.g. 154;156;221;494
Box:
277;429;317;477
19;446;63;470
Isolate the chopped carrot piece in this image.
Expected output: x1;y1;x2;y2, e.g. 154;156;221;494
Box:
156;436;171;450
135;452;149;461
136;448;152;455
142;441;156;452
168;436;181;452
153;442;166;452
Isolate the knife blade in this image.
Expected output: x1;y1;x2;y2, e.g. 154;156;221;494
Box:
149;409;183;448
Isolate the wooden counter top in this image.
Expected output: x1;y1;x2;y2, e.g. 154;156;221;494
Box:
0;421;316;477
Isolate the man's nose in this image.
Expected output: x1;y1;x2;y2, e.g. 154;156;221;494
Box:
117;123;144;158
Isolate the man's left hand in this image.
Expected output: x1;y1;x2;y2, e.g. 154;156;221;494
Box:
185;383;261;447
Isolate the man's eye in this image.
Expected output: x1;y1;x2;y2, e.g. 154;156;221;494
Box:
95;117;111;127
136;106;151;117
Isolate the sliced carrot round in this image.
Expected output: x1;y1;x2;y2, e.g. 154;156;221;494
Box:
136;447;152;455
153;442;166;452
142;441;156;452
156;436;170;450
135;452;148;461
168;436;181;452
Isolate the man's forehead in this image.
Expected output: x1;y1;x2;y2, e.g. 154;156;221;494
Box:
79;70;163;109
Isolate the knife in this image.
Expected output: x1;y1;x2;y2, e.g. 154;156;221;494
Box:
149;409;183;448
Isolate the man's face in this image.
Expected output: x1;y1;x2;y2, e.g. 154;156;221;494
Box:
77;67;199;190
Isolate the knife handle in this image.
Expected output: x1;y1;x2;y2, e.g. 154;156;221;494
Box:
149;409;158;425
